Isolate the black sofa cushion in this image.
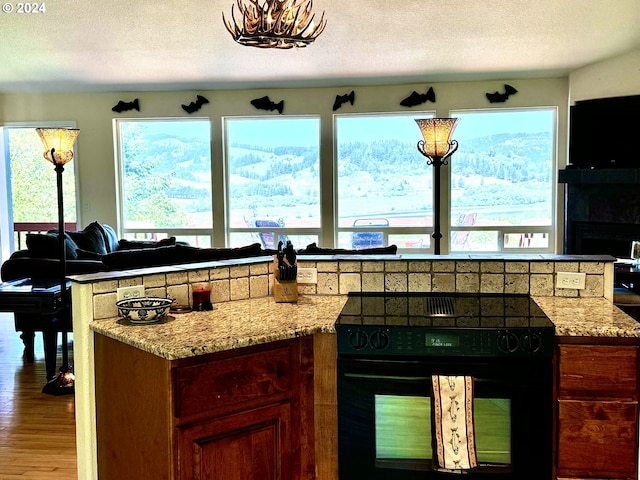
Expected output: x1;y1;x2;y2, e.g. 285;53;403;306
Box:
101;243;265;270
174;243;264;261
297;242;398;255
26;233;79;260
1;257;108;281
118;237;177;250
76;248;103;260
101;245;181;270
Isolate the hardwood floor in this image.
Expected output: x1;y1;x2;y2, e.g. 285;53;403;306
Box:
0;312;77;479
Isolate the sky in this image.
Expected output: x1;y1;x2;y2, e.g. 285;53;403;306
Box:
226;117;320;148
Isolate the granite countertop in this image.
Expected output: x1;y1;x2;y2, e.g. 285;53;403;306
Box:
533;296;640;338
91;295;348;360
91;295;640;360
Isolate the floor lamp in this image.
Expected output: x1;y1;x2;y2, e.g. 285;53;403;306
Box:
36;127;80;396
415;118;459;255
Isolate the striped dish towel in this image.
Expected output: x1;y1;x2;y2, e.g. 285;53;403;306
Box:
432;375;477;472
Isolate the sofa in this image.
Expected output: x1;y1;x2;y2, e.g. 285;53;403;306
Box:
1;221;269;283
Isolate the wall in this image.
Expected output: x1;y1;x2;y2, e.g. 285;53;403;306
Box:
0;77;570;249
569;48;640;103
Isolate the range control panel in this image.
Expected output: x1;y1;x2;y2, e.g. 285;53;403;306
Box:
336;325;555;358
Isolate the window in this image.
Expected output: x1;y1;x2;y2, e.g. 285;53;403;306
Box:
449;109;556;252
335;113;435;250
115;118;212;246
224;116;321;250
1;125;78;257
113;106;559;254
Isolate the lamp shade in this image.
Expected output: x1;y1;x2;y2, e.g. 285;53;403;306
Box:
415;118;458;158
36;128;80;165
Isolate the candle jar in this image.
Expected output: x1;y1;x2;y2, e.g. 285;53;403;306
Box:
192;284;213;311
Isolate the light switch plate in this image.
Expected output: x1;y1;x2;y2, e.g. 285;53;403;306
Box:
117;285;145;301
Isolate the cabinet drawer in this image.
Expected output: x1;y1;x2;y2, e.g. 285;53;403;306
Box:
558;345;638;398
557;399;638;479
175;346;292;419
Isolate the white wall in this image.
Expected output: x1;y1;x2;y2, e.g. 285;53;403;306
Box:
569;48;640;103
0;77;569;249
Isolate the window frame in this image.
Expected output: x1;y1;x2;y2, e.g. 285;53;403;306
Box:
1;121;79;260
333;111;437;253
110;104;561;254
446;106;558;254
113;117;214;246
222;115;322;249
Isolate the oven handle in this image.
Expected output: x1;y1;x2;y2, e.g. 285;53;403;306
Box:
344;373;431;382
343;373;498;383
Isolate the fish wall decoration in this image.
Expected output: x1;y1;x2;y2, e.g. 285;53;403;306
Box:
250;96;284;114
333;91;355;111
112;98;140;113
486;84;518;103
182;95;209;114
400;87;436;107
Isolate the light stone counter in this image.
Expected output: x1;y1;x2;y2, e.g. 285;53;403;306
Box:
90;294;348;360
90;294;640;362
534;296;640;338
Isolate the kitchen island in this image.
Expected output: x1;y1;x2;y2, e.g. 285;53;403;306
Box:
70;253;632;479
89;294;640;480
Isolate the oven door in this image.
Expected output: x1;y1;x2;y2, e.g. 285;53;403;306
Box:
337;356;552;480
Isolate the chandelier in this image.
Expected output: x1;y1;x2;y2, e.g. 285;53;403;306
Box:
223;0;327;49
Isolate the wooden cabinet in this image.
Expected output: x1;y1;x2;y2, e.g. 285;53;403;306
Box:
555;342;639;480
177;402;292;480
94;334;314;480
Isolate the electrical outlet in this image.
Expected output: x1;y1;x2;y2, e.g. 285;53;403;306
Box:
556;272;586;289
297;268;317;284
117;285;145;301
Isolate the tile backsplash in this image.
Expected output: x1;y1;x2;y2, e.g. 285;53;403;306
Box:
86;256;614;320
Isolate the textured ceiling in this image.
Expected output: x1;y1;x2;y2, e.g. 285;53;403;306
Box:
2;0;639;93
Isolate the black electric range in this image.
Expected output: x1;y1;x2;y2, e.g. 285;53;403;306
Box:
336;292;555;359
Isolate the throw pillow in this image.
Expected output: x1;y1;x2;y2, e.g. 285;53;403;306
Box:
66;222;108;255
96;223;120;253
26;233;79;260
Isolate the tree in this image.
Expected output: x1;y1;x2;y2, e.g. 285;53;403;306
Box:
120;123;180;228
9;128;77;223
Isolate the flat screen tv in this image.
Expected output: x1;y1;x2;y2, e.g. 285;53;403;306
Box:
569;94;640;169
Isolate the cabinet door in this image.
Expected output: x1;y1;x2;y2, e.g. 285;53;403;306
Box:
557;399;638;479
178;402;292;480
558;345;638;399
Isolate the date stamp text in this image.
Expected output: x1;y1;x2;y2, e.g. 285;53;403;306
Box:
2;3;46;14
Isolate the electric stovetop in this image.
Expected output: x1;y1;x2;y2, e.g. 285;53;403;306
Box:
336;292;555;358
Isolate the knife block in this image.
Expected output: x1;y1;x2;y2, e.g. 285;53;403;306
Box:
273;257;298;303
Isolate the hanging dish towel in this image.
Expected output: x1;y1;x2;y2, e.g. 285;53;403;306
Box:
432;375;477;473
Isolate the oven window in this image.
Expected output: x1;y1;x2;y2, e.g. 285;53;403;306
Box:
474;398;511;464
375;395;432;460
374;395;512;466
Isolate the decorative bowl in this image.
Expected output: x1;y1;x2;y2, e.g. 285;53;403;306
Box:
116;297;172;323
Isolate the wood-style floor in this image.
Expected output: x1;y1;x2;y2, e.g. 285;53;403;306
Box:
0;312;77;479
